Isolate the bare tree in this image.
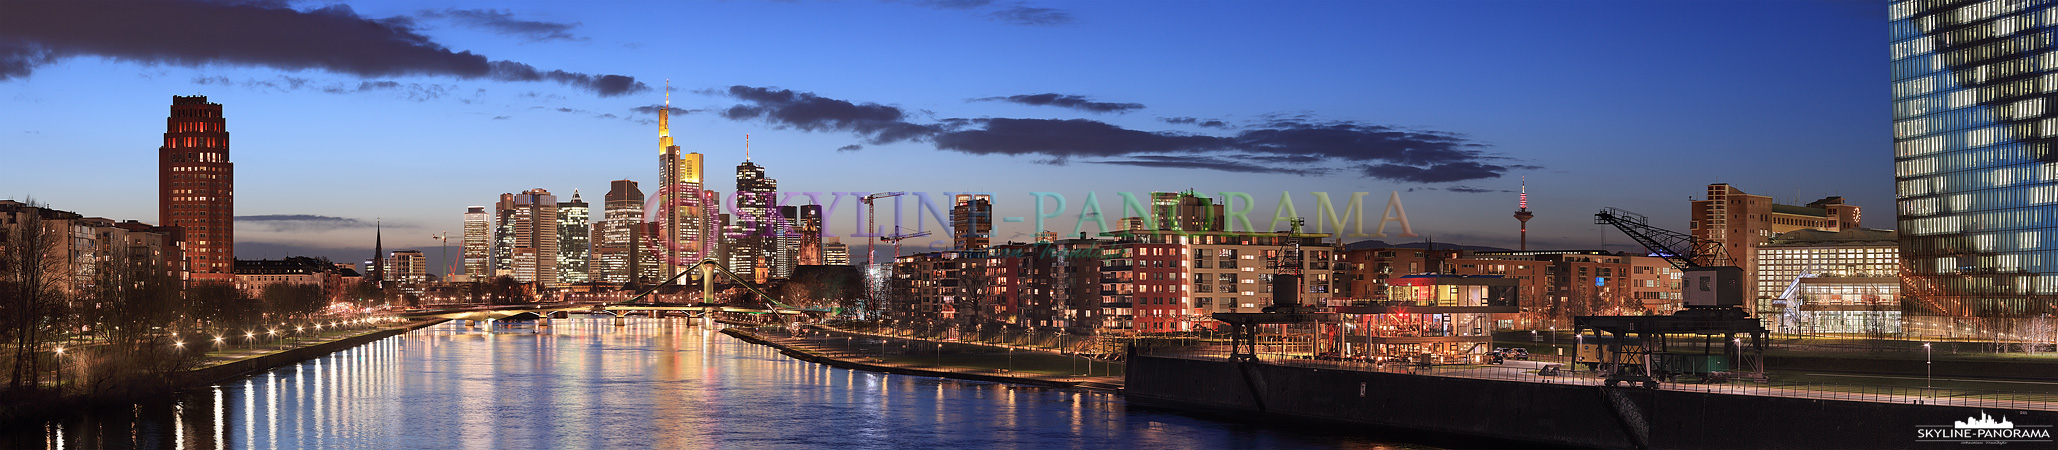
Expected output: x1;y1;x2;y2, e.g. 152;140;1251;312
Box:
0;200;66;391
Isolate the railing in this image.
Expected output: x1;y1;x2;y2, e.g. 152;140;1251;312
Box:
1135;342;2058;411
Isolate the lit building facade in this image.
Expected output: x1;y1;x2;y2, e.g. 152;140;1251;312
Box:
462;206;489;278
731;159;780;280
823;237;850;266
951;194;992;250
1892;0;2058;338
1151;191;1225;232
1691;183;1859;320
500;189;559;285
160;95;234;283
593;180;644;284
389;250;428;284
557;191;590;284
656;90;711;282
1756;229;1902;335
492;193;515;278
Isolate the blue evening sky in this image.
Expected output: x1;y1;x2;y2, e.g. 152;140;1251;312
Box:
0;0;1889;274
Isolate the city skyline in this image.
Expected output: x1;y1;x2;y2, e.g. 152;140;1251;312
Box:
0;1;1888;274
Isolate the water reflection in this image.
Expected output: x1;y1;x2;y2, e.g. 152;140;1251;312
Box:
7;317;1424;449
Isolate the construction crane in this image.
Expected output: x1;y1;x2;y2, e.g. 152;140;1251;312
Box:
1270;218;1305;310
1594;206;1744;311
429;231;452;281
880;226;932;266
1585;207;1768;387
861;192;905;266
1593;207;1726;270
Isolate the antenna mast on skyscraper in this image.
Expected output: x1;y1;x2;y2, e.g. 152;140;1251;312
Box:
745;133;752;161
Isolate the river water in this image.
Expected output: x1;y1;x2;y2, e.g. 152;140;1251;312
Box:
6;317;1444;449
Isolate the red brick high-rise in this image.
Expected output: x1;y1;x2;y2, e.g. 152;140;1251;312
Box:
160;95;233;283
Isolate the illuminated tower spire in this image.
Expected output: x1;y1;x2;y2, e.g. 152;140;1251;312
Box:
1513;177;1534;251
659;80;673;153
745;133;751;161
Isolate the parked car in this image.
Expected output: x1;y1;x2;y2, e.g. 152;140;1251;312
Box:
1505;348;1530;360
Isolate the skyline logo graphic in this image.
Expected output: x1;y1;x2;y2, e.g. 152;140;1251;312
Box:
1916;412;2053;445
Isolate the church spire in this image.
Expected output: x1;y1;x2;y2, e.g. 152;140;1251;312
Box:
373;218;385;287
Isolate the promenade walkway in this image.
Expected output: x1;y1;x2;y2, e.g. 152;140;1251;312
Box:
727;327;1125;390
1146;348;2058;411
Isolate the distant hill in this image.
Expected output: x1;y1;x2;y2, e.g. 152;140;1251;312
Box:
1343;240;1512;252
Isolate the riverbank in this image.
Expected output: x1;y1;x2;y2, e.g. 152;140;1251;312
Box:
178;318;449;386
722;327;1125;391
0;317;447;425
1129;355;2058;449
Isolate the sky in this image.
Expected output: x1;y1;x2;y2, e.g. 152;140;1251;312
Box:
0;0;1891;276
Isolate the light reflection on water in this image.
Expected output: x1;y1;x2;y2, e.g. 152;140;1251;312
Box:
9;317;1434;449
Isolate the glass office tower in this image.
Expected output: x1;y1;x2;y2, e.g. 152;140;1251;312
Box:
1892;0;2058;338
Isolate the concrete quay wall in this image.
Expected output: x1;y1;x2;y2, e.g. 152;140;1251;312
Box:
1126;356;2058;449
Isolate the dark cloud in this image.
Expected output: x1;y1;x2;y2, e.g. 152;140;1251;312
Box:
195;75;450;101
237;214;375;232
719;85;940;144
837;144;864;152
974;93;1142;113
905;1;1074;26
414;8;584;42
0;1;645;96
716;86;1524;183
933;118;1218;158
1445;185;1509;194
630;105;701;116
910;0;995;9
1359;162;1509;184
1090;156;1332;176
989;5;1073;26
1162;117;1229;128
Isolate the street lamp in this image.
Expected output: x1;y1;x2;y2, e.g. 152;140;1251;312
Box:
1924;342;1933;388
1732;337;1741;376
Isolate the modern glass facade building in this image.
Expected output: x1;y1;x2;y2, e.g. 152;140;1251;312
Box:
557;191;590;284
1892;0;2058;338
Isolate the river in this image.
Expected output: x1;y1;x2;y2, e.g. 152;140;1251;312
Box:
5;317;1447;449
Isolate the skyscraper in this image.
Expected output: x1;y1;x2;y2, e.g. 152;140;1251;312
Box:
492;193;516;278
557;190;590;284
462;206;489;279
1892;1;2058;338
951;194;992;250
594;180;644;284
160;95;233;282
501;189;559;285
823;237;850;266
773;205;801;277
656;86;711;282
732;157;779;279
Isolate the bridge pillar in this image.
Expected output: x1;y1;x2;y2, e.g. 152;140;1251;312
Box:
614;313;626;327
539;317;550;328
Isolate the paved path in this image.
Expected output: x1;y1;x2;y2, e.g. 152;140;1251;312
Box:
735;328;1125;390
1147;350;2058;411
